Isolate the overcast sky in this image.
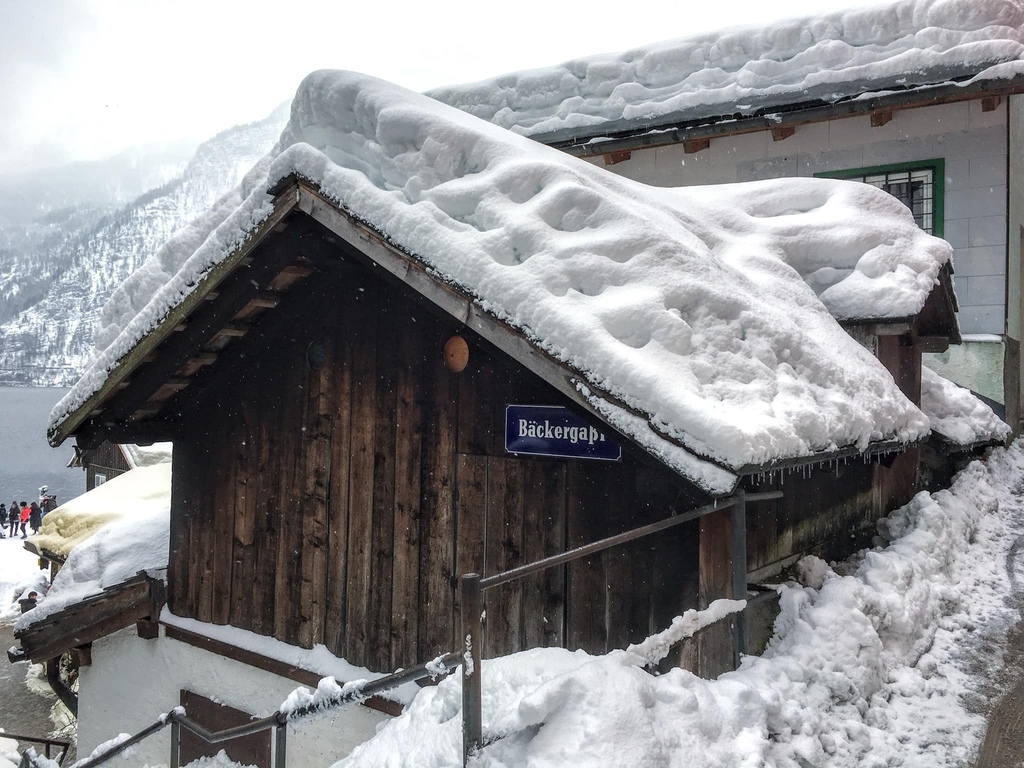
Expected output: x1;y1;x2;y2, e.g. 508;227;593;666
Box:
1;0;883;175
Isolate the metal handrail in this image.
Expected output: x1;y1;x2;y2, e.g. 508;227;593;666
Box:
478;491;782;590
71;652;462;768
8;732;72;767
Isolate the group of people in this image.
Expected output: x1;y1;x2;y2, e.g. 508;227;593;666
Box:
0;487;57;540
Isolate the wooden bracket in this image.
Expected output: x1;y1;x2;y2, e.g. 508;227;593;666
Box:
683;137;710;154
770;125;795;142
982;95;1002;113
870;110;893;127
74;645;93;667
603;150;632;165
136;618;160;640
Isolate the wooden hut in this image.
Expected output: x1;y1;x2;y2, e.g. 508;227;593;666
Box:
24;72;954;765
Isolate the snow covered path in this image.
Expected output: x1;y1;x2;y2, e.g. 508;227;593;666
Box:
327;441;1024;768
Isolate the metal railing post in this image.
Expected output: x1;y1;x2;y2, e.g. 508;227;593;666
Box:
461;573;482;766
730;489;748;668
274;722;287;768
169;720;180;768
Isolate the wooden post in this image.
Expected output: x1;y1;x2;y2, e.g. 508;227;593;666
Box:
461;573;482;765
169;720;180;768
730;490;748;667
274;723;287;768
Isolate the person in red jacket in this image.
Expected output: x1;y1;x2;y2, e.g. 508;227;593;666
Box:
18;502;29;539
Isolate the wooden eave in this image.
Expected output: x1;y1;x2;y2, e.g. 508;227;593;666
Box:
13;573;160;663
546;75;1024;158
839;263;961;353
50;188;306;448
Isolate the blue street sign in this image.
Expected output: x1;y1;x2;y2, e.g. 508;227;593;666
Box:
504;405;622;461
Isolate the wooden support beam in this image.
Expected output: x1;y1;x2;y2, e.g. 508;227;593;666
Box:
982;95;1002;112
74;645;92;667
770;125;795;142
267;263;314;291
136;618;160;640
683;137;710;154
602;150;632;165
870;110;893;127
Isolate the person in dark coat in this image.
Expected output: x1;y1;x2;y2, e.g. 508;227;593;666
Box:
28;502;42;535
0;504;5;538
7;503;17;537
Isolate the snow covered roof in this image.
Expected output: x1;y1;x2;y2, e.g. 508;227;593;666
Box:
428;0;1024;145
17;468;170;631
121;442;173;469
29;463;171;562
920;366;1011;447
49;71;945;494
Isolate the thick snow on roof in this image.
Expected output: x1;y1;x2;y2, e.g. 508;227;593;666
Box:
30;463;171;561
16;502;168;632
331;442;1024;768
921;366;1011;446
429;0;1024;143
50;71;943;492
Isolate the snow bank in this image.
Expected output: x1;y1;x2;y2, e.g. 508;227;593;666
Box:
30;463;171;561
921;365;1011;446
17;502;169;631
0;542;48;622
330;441;1024;768
430;0;1024;141
50;71;941;492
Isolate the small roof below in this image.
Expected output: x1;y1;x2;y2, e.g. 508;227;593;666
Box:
428;0;1024;145
50;71;944;493
28;463;171;564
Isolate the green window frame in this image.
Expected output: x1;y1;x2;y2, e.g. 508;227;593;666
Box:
815;158;945;238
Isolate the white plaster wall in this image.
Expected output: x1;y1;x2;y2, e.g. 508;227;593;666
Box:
589;100;1009;336
78;626;388;767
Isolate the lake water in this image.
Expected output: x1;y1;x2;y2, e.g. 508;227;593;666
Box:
0;388;85;509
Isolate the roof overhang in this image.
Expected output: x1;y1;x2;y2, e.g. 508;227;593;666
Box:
838;263;961;353
542;74;1024;159
13;572;163;664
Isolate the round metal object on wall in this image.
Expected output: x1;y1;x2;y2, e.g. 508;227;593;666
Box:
444;335;469;373
306;341;326;371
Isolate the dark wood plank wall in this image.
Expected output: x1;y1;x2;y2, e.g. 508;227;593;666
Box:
167;263;706;672
84;441;132;490
164;246;927;675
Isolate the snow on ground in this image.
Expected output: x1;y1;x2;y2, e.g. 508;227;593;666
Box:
921;366;1011;446
429;0;1024;143
30;463;171;561
0;538;48;623
330;441;1024;768
50;71;947;493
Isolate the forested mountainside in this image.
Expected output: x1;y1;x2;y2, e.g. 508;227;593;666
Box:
0;103;289;385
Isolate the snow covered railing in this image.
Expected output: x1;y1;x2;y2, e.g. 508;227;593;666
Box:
459;489;782;763
69;652;462;768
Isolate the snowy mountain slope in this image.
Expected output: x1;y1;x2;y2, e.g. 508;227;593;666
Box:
0;104;289;385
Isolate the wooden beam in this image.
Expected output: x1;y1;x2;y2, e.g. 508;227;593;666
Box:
982;95;1002;112
163;624;403;716
870;110;893;127
74;645;92;667
267;263;314;291
770;125;795;142
602;150;632;165
683;137;710;154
